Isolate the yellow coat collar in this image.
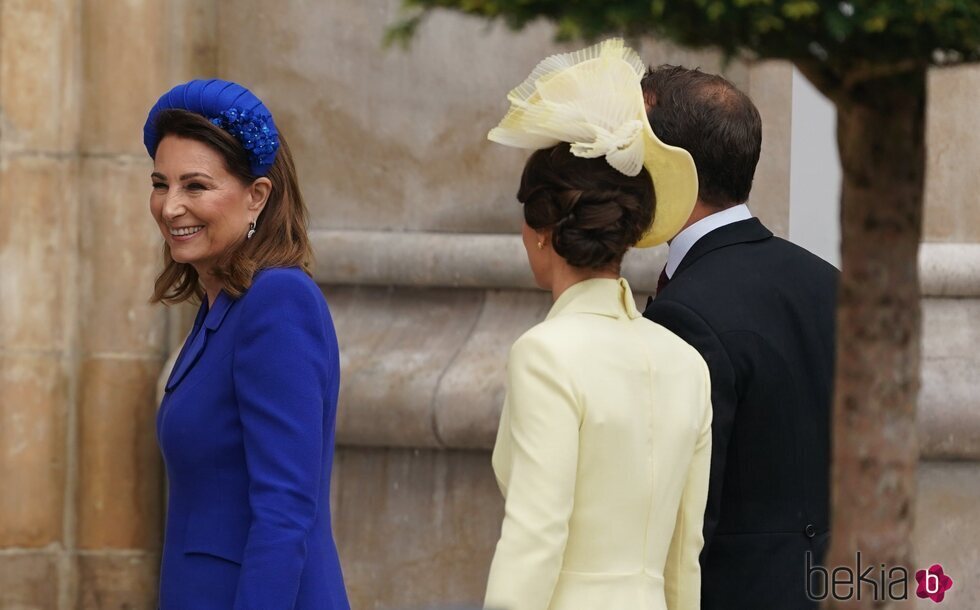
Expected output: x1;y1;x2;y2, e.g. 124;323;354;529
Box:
545;277;642;321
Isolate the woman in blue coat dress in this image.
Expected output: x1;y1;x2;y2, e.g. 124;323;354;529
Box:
143;79;349;610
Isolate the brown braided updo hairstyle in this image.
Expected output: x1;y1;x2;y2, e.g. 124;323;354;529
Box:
518;143;656;270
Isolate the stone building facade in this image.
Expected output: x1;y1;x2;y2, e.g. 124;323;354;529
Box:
1;1;978;609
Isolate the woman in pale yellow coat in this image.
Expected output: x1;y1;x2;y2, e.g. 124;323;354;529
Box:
483;40;712;610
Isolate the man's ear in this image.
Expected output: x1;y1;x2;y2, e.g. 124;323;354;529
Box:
643;89;657;111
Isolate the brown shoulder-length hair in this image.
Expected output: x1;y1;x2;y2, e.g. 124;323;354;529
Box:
149;109;314;304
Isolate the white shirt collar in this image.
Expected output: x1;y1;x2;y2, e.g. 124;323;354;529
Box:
665;203;753;278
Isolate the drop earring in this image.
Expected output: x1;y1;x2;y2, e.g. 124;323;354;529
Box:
247;221;256;240
537;240;544;250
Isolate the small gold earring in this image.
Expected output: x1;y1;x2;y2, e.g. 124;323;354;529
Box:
537;241;544;250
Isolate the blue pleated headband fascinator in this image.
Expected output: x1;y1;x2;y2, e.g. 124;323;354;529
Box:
143;79;280;177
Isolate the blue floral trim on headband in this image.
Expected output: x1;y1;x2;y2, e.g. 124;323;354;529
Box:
145;80;281;176
209;107;279;175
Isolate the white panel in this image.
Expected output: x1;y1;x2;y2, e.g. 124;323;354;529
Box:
789;68;841;268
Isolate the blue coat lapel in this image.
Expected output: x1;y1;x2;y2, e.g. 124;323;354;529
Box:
165;291;235;392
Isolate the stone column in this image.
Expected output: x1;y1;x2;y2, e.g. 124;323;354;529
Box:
72;1;216;607
1;1;216;608
913;64;980;610
73;2;169;604
0;1;80;607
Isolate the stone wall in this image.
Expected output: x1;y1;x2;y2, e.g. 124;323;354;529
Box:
1;1;979;609
1;1;83;607
0;0;79;601
214;4;771;607
912;65;980;609
0;1;213;607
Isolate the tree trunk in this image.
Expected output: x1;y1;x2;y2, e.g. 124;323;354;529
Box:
823;70;926;608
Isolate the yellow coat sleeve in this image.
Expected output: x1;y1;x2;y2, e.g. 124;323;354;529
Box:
484;334;581;610
664;361;712;610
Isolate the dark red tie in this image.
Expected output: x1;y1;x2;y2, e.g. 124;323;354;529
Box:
656;266;670;294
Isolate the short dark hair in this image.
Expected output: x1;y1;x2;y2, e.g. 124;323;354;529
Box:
641;65;762;208
518;144;654;270
149;109;314;304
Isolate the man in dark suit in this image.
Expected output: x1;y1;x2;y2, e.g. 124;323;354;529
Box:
641;66;839;609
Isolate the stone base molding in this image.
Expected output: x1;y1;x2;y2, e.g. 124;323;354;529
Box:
312;229;980;297
298;232;980;460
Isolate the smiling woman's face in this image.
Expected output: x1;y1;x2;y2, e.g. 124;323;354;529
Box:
149;135;260;276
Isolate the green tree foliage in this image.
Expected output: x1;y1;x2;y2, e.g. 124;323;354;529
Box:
391;1;980;95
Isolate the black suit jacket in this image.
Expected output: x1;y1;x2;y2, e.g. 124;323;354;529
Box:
644;218;838;610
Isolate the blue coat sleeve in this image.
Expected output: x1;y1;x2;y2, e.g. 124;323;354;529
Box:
231;270;333;609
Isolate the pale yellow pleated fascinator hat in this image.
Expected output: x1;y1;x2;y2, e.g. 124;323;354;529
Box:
489;38;698;247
